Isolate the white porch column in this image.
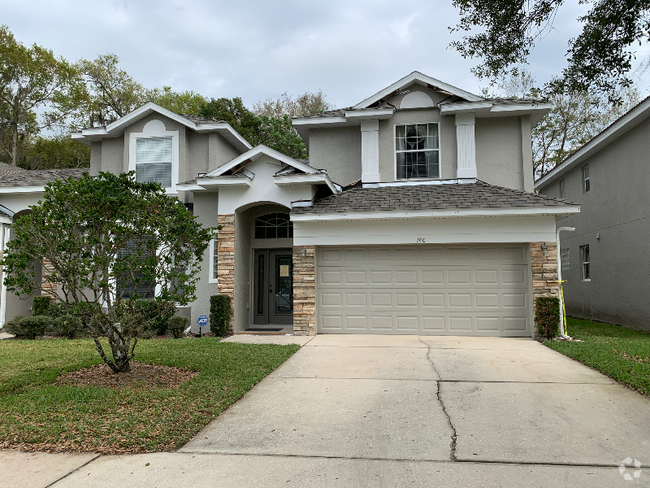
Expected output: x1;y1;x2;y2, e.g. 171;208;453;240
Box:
455;112;477;179
361;120;380;183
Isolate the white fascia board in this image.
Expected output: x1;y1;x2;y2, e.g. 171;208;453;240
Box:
353;71;484;110
291;205;581;222
75;102;252;150
198;176;252;188
536;96;650;189
439;101;494;114
291;116;348;127
0;186;45;194
175;183;207;191
195;123;252;152
344;108;395;120
274;173;339;195
363;178;477;188
489;103;552;114
206;145;319;177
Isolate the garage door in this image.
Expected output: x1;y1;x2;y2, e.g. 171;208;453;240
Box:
317;244;531;336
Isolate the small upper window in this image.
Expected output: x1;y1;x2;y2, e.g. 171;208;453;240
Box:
580;245;590;280
135;137;173;188
208;233;219;284
559;179;566;199
396;123;440;179
582;165;590;193
255;213;293;239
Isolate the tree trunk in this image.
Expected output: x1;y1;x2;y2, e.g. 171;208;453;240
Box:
93;324;133;373
11;122;18;167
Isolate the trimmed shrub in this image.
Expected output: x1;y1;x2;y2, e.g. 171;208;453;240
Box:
535;296;560;340
210;295;231;337
168;316;189;338
33;296;52;316
5;315;51;340
54;315;85;339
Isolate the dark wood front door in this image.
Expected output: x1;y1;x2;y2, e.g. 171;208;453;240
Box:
253;249;293;326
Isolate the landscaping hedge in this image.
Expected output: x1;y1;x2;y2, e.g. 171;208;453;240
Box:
210;295;231;337
535;296;560;340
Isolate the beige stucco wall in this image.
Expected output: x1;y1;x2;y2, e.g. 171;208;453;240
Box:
189;192;219;334
308;126;361;185
475;117;525;191
99;137;124;176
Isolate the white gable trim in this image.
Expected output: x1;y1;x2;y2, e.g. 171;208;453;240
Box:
205;145;319;177
0;186;45;194
353;71;483;109
72;102;252;152
536;95;650;189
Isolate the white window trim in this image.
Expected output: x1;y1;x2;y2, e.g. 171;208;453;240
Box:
208;231;219;284
582;165;590;193
393;122;442;181
129;122;180;193
580;244;590;281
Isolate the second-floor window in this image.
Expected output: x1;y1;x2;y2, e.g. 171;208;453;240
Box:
136;136;173;188
559;179;566;199
396;123;440;179
582;165;590;193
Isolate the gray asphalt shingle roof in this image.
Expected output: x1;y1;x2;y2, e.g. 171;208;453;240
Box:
292;180;573;214
0;167;87;187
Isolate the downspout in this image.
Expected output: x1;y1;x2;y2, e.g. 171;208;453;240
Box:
556;226;575;338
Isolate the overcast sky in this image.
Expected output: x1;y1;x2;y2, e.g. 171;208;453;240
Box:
3;0;649;109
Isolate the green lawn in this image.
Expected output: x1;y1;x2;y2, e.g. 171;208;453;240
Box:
0;338;299;453
545;317;650;395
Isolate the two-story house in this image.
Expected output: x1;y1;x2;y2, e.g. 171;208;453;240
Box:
0;71;579;337
536;96;650;330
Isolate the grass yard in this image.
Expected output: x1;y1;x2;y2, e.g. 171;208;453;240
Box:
0;338;299;453
545;317;650;396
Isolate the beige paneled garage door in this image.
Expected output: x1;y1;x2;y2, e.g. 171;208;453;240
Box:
317;244;531;336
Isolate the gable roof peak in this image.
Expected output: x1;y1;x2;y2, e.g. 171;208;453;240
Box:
353;71;484;109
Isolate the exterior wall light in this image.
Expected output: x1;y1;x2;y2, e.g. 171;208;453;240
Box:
300;248;307;258
540;243;548;255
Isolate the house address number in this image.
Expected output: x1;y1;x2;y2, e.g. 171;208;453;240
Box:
416;237;426;243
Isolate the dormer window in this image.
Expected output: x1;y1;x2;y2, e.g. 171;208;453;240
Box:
396;123;440;179
135;137;173;188
129;119;179;192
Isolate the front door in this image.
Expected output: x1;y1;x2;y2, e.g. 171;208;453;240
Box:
253;249;293;326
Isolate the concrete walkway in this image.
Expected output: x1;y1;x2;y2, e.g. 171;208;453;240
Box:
2;335;649;487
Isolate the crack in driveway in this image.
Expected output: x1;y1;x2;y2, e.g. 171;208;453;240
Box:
419;337;458;462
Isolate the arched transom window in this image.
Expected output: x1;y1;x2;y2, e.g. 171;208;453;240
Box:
254;213;293;239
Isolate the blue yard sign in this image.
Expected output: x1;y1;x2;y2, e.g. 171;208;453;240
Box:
197;315;209;327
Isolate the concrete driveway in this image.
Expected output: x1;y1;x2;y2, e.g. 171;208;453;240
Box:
5;335;650;487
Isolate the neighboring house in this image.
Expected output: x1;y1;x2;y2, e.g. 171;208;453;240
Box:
0;71;580;337
536;96;650;330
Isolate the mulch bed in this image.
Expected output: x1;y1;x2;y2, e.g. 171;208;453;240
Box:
54;362;198;389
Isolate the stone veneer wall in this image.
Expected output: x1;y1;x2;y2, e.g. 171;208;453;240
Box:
41;259;58;298
293;245;316;336
530;242;559;337
217;214;235;335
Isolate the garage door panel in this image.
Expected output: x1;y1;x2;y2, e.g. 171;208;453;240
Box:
317;245;530;336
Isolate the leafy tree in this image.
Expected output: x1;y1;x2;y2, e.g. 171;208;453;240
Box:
450;0;650;101
76;54;147;128
485;70;641;177
146;86;206;116
0;25;82;165
21;135;90;169
2;172;212;373
200;97;308;158
252;90;333;118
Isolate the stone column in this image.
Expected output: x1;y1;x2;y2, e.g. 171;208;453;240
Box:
41;259;58;298
293;245;316;336
530;242;559;338
217;214;235;335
